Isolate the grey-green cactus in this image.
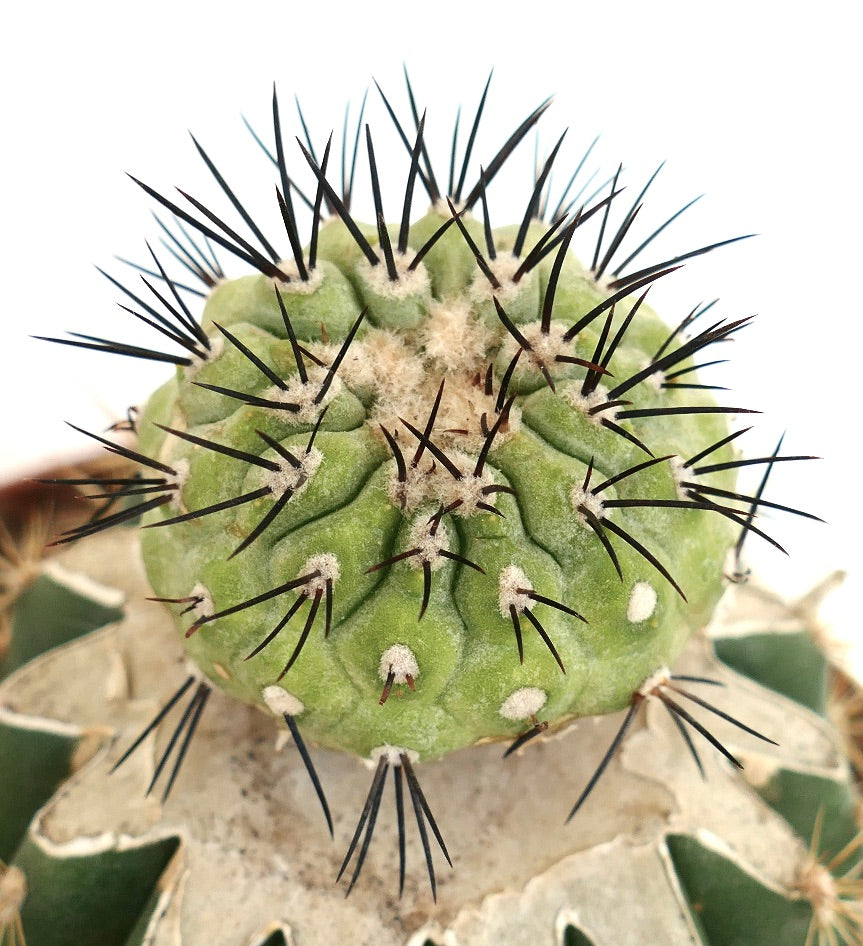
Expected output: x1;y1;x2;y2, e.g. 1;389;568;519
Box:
2;73;853;945
0;523;857;945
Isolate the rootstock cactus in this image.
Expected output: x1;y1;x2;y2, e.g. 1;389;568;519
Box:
29;71;832;917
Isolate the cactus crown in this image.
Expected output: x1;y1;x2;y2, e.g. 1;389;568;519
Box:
39;71;820;898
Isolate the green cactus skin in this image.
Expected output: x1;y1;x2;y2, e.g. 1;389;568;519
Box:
137;209;739;766
33;75;823;900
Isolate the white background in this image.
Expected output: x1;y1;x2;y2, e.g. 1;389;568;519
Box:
2;2;860;657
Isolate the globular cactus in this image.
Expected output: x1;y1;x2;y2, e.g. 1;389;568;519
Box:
1;73;856;946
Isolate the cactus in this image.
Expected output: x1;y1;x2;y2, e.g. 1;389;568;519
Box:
1;73;856;944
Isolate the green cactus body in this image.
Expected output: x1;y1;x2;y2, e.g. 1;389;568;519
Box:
137;204;737;765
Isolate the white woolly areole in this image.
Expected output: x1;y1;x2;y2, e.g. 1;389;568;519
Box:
434;197;466;216
638;665;671;697
261;446;322;497
337;330;425;405
498;564;534;618
300;553;340;593
408;517;449;570
262;685;304;717
189;582;213;621
378;644;420;684
271;262;323;294
0;863;26;918
469;253;532;303
418;298;494;373
355;253;430;299
384;452;489;514
167;458;190;510
385;459;434;512
668;454;689;499
441;473;493;518
499;686;547;721
518;320;570;372
383;411;520;513
562;382;612;425
627;582;658;623
435;449;499;516
570;483;606;525
369;744;420;766
267;364;342;424
644;366;665;391
185;333;224;377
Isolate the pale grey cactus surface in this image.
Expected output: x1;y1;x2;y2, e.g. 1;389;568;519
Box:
0;527;849;944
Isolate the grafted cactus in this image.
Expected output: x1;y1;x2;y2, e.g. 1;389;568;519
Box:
1;72;853;946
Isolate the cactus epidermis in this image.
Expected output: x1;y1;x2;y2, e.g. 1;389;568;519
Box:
136;199;741;765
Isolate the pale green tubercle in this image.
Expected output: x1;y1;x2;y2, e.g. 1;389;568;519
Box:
138;209;736;763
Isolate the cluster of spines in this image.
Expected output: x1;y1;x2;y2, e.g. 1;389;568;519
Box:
41;424;182;545
563;672;779;823
499;564;587;674
189;560;335;679
338;751;451;900
43;72;823;899
110;674;211;804
36;243;216;368
146;401;331;559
